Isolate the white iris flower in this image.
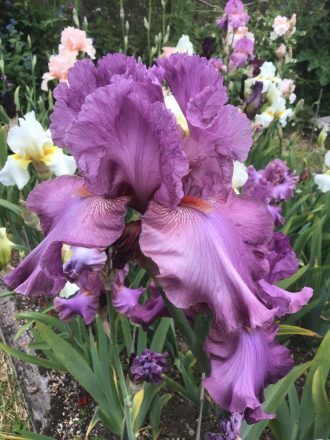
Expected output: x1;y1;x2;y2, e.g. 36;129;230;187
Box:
0;111;76;189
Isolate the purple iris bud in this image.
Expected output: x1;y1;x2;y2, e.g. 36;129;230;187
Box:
63;246;107;281
202;37;217;59
209;57;226;72
245;81;263;120
130;349;168;384
252;57;263;76
205;412;243;440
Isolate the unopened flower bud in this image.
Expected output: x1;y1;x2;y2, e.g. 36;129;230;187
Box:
0;228;14;269
317;127;328;148
143;17;149;31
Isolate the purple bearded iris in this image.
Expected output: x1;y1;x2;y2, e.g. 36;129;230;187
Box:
216;0;250;30
242;159;299;225
5;53;312;426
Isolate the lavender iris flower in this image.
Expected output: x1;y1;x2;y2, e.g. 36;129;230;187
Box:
5;53;312;425
243;159;299;225
216;0;250;30
230;38;254;68
130;349;168;384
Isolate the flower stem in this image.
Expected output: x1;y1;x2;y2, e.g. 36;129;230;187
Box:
107;291;135;440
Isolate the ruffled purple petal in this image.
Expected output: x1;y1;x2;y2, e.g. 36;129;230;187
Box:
203;322;293;422
112;268;144;314
182;154;233;200
266;232;298;283
158;54;225;115
5;176;128;296
140;194;277;331
51;59;99;147
54;272;103;324
258;279;313;317
263;159;299;202
129;286;169;329
51;55;164;148
66;79;188;209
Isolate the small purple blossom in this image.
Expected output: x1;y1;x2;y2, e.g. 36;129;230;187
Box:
130;349;168;384
209;57;227;72
263;159;299;202
230;38;254;68
54;272;103;324
216;0;250;30
242;159;299;224
112;270;168;329
112;267;144;314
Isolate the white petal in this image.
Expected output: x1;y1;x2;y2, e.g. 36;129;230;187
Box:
289;93;296;104
46;148;77;176
7;111;52;158
164;94;189;134
0;156;31;189
314;173;330;193
324;150;330;167
232;161;248;189
259;62;276;79
59;281;79;298
175;35;194;55
279;109;294;127
255;112;273;128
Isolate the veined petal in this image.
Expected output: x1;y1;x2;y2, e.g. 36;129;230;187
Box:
140;194;276;331
42;146;77;176
5;176;128;296
67;80;188;209
203;322;292;423
0;155;31;189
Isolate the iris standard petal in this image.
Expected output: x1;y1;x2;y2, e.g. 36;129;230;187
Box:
158;54;226;115
67;80;188;209
51;55;164;148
